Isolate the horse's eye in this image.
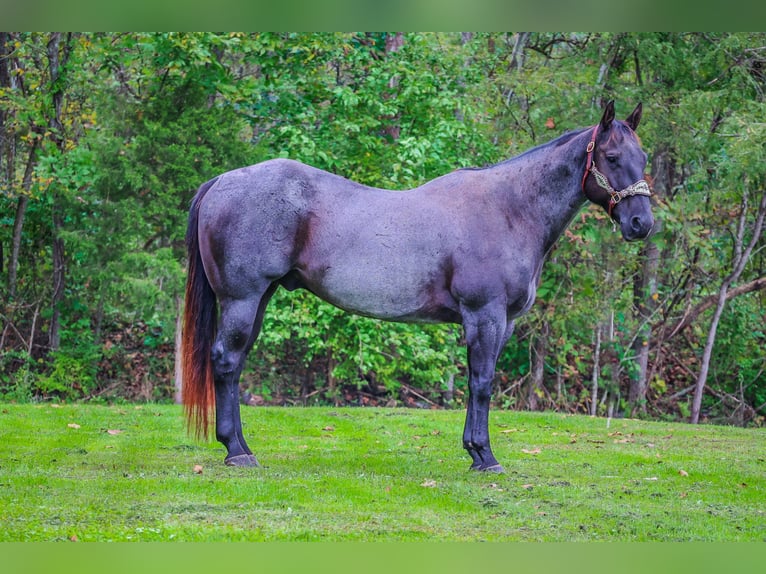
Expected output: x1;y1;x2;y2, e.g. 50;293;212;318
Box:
606;155;618;164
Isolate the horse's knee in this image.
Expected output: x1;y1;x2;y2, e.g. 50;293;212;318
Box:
468;378;493;404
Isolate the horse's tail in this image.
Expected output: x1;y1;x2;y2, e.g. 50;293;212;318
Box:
181;177;219;440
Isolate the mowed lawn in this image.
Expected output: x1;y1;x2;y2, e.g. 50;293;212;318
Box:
0;403;764;541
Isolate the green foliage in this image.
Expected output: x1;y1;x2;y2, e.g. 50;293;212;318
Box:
0;350;35;401
247;290;463;402
35;346;100;400
1;33;764;423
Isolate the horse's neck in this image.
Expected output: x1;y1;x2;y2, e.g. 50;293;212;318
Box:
497;134;589;253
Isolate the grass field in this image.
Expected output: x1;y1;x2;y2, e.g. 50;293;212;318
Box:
0;403;764;541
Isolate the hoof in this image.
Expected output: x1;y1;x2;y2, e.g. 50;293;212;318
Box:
470;463;505;473
224;454;261;467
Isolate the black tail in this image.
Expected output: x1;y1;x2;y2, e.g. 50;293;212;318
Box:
181;177;219;439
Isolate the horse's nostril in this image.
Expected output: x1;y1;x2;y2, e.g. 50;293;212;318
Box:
631;215;643;232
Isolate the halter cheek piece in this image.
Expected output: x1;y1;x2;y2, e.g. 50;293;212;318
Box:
581;124;652;218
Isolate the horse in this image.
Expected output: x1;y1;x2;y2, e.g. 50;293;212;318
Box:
181;100;653;472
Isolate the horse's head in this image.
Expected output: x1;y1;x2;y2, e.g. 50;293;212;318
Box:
583;101;654;241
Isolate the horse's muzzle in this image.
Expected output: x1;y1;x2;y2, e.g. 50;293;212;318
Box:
621;212;654;241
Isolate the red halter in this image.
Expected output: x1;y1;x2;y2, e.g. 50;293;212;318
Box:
581;124;599;194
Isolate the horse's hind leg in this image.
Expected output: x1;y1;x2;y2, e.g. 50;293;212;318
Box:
212;285;276;467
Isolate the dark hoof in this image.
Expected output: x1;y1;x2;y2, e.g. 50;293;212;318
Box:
470;463;505;473
224;454;261;467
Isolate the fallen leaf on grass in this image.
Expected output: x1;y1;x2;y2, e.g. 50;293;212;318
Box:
521;484;535;489
613;438;634;444
322;426;335;432
67;423;80;429
106;429;123;435
521;448;541;455
193;465;204;474
420;479;437;488
69;535;78;542
500;428;523;434
679;469;689;477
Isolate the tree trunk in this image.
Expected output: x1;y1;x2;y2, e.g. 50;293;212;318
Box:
326;349;338;406
380;32;405;142
527;320;548;411
0;33;11;181
49;216;64;350
9;196;28;298
628;144;671;414
8;142;39;298
690;286;729;424
45;33;73;351
628;235;658;413
384;32;404;55
509;32;531;71
590;323;602;416
444;372;455;404
1;32;15;293
173;295;183;404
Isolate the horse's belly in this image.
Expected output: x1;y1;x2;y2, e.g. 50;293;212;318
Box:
303;264;450;323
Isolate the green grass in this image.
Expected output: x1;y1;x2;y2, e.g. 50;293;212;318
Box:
0;403;764;541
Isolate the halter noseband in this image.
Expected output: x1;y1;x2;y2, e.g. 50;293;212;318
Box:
581;124;652;217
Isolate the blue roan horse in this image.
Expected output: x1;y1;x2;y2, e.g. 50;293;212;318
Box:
182;100;653;472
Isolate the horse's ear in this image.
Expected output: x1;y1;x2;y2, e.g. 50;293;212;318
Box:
626;102;643;131
600;100;615;131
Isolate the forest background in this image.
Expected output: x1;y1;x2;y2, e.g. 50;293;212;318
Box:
1;32;764;427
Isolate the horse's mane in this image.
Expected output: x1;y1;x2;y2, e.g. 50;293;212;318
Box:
459;126;591;172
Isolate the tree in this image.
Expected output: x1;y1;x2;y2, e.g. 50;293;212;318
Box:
690;111;766;423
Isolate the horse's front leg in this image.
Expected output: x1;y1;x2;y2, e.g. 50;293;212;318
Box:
461;307;513;473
